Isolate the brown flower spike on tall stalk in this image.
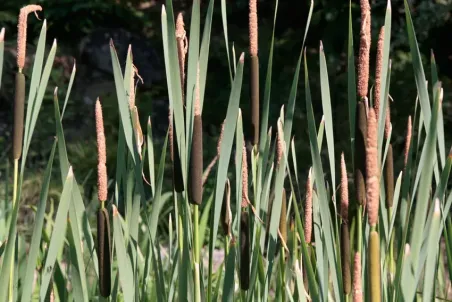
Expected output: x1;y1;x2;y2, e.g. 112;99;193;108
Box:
10;7;42;299
357;0;371;99
95;99;112;297
249;0;259;146
366;108;381;301
189;65;203;205
304;168;313;244
354;101;367;207
340;153;351;296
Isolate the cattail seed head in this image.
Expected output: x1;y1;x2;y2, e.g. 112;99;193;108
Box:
221;179;232;236
374;26;384;119
240;211;250;290
98;207;111;297
189;112;203;205
403;116;412;169
353;252;363;302
354;101;367;206
341;223;351;295
249;0;258;56
366;109;379;226
241;145;249;208
17;5;42;71
304;168;313;244
340;153;349;222
369;231;381;301
96;98;108;202
13;72;25;160
357;0;371;98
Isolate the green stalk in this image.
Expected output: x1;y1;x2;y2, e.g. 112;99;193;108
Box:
369;230;381;302
193;205;201;302
9;160;18;302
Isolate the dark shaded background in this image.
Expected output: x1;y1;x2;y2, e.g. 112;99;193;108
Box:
1;0;451;203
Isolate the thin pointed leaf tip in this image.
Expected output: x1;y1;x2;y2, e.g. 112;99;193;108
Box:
17;5;43;71
96;98;108;203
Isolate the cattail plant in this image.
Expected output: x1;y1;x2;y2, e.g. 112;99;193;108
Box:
340;153;351;296
240;211;250;290
249;0;259;146
10;5;42;299
95;99;111;297
403;116;412;170
366;108;380;301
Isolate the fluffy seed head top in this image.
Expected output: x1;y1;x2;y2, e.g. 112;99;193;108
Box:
403;116;412;169
374;26;385;119
241;144;249;208
366;108;379;226
340;152;349;222
357;0;371;98
17;5;42;71
353;252;363;302
176;12;187;100
304;168;313;244
249;0;258;56
95;98;108;202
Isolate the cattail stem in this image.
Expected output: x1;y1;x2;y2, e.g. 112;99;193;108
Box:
369;230;381;302
193;205;201;302
240;211;250;290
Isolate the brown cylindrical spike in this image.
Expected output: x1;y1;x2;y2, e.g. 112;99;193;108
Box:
279;189;287;244
357;0;371;99
341;223;351;295
240;211;250;290
354;101;367;206
13;72;25;160
97;208;111;297
189;115;203;205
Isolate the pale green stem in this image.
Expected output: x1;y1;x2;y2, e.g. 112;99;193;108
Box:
193;205;201;302
9;159;18;302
